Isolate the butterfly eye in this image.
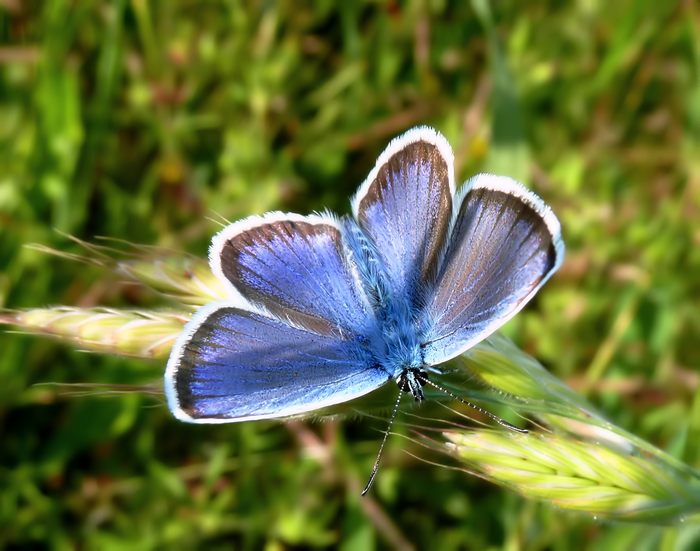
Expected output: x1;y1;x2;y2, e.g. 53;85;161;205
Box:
397;373;410;393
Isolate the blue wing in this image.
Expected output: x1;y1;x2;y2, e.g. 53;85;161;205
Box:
421;175;565;365
165;302;390;422
210;212;375;337
351;127;455;307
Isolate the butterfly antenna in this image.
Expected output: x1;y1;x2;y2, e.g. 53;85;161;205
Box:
422;378;527;433
361;389;403;496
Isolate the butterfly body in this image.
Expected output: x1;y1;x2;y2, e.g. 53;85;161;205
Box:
165;127;564;423
337;214;431;400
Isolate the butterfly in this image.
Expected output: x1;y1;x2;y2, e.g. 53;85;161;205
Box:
165;126;564;487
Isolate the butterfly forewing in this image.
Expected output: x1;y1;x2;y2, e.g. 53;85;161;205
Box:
165;303;389;422
421;175;564;365
351;127;454;307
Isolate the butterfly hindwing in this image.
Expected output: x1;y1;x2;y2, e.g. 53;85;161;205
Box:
351;127;455;307
211;212;375;337
421;174;564;365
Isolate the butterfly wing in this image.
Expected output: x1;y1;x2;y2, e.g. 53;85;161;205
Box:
166;302;388;422
351;127;455;306
421;174;564;365
166;212;388;422
210;212;375;336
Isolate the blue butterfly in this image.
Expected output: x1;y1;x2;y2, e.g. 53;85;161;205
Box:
165;126;564;461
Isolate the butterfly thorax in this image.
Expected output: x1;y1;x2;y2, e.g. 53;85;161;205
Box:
378;304;429;400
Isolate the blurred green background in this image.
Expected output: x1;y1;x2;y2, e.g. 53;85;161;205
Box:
2;0;700;548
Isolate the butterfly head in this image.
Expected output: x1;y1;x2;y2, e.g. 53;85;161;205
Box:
396;366;429;402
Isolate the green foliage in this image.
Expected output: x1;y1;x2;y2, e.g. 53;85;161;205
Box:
1;0;700;548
